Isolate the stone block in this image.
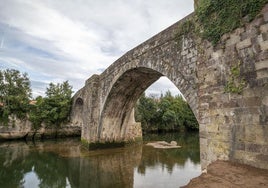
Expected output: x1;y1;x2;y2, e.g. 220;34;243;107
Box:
256;50;268;61
242;88;260;98
260;23;268;33
263;11;268;23
245;125;257;142
211;49;223;59
234;124;245;141
237;97;262;108
256;154;268;164
260;145;268;155
257;68;268;79
256;60;268;70
233;150;246;161
207;123;219;133
226;34;241;47
262;96;268;105
257;34;265;43
235;27;245;35
246;143;262;153
250;17;264;28
260;40;268;51
221;33;230;41
235;142;245;151
236;38;252;50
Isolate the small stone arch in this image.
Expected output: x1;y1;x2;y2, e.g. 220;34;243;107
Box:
75;97;84;106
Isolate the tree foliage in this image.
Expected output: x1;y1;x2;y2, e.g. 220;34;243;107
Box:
0;68;73;129
135;91;199;133
0;69;32;124
29;81;73;129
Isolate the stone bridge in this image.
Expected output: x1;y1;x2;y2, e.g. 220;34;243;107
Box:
70;3;268;170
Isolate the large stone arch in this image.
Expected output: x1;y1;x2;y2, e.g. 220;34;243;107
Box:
98;61;198;142
78;12;199;144
70;4;268;171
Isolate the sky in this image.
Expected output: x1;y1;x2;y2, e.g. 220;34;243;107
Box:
0;0;194;97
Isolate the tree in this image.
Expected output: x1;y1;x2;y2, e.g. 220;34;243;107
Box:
41;81;73;128
182;103;199;131
135;91;199;133
0;69;32;124
29;96;44;130
29;81;73;129
135;93;158;131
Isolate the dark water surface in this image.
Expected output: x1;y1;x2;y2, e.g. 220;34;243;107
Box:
0;133;201;188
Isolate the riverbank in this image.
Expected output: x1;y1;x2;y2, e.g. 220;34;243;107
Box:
182;160;268;188
0;118;81;140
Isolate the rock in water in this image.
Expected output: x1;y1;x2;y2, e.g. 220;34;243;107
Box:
146;141;181;149
170;141;177;146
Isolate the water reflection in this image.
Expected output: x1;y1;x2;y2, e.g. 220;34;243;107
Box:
0;133;201;187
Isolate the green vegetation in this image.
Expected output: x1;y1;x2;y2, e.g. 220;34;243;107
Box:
0;69;73;128
175;19;196;47
196;0;268;45
29;81;73;129
135;91;198;133
225;61;246;94
0;69;32;125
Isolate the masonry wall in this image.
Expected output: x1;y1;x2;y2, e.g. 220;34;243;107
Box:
71;74;101;143
198;5;268;169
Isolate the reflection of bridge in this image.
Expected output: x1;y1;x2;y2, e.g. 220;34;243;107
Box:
0;135;199;187
70;4;268;170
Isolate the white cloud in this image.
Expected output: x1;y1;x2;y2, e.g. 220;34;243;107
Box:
0;0;194;97
146;77;181;97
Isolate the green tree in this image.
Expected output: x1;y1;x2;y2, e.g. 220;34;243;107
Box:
42;81;73;128
182;102;199;131
29;96;44;130
135;93;158;131
0;69;32;124
29;81;73;129
135;91;199;132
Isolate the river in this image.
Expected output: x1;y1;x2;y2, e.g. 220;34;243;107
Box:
0;132;201;188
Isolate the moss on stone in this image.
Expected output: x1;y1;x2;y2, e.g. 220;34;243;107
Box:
82;137;143;150
196;0;268;46
225;61;247;94
175;19;197;50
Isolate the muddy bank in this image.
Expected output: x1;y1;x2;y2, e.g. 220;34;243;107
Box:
182;160;268;188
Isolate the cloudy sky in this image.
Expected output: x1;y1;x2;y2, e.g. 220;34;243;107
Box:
0;0;193;97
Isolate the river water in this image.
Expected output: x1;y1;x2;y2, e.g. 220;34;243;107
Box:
0;132;201;188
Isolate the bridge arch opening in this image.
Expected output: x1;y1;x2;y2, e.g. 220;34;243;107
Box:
99;67;198;142
75;97;84;106
135;77;198;134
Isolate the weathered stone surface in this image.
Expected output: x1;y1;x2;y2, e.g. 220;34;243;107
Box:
70;4;268;171
0;117;31;140
0;116;81;140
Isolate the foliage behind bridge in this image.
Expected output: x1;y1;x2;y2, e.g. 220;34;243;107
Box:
135;91;199;133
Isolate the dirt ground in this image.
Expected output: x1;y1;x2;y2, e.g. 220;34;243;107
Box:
182;160;268;188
